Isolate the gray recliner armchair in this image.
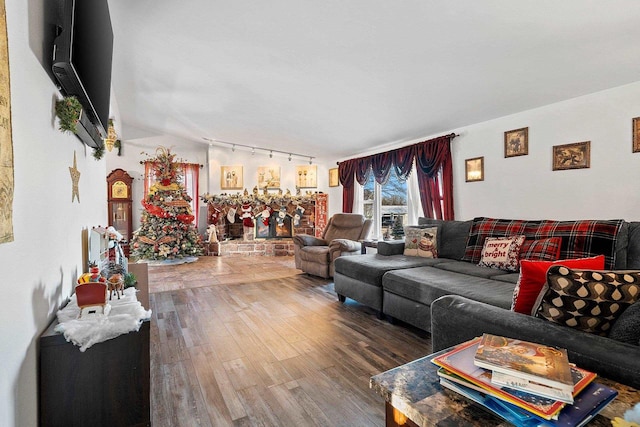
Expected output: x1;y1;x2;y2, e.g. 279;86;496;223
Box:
293;213;373;278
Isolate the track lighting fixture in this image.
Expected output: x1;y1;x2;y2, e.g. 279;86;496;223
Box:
201;137;315;163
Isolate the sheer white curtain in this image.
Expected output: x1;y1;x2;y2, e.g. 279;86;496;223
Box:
406;165;422;226
352;181;364;215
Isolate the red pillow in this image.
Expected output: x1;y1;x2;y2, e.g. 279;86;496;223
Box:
511;255;605;315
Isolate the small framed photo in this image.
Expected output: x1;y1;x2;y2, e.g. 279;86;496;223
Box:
257;166;281;189
220;165;243;190
633;117;640;153
465;157;484;182
552;141;590;171
296;165;317;188
504;127;528;158
328;168;339;187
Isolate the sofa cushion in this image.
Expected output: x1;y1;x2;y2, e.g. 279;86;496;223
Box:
535;266;640;335
333;254;446;288
608;300;640;345
492;273;520;284
404;226;438;258
433;260;511;279
511;255;605;315
519;237;562;262
383;267;515;309
462;217;624;269
477;235;525;272
419;218;472;260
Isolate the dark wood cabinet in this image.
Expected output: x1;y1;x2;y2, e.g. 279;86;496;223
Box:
38;263;150;427
107;169;134;257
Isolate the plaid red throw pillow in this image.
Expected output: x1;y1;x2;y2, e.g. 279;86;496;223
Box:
519;237;562;262
462;217;623;269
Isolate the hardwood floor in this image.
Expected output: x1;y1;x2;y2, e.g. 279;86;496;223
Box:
148;255;432;426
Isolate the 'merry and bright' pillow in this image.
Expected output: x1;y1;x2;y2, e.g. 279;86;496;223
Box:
511;255;605;315
478;235;525;272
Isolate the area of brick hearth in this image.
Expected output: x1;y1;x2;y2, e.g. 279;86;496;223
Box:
207;239;295;257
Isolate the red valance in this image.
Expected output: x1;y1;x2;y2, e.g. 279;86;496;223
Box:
338;134;455;219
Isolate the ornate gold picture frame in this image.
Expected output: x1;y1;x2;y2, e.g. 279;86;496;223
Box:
328;168;339;187
257;166;280;189
465;157;484;182
633;117;640;153
552;141;590;171
296;165;317;188
220;165;243;190
504;127;528;158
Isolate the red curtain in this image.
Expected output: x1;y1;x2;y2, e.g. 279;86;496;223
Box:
338;134;455;219
415;136;454;220
338;160;356;213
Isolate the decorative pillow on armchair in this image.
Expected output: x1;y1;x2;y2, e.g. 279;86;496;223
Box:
477;235;525;272
404;226;438;258
511;255;605;315
535;266;640;335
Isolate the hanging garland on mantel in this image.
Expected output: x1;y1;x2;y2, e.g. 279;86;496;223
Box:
200;187;319;208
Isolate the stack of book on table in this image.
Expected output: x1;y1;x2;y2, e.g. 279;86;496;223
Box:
431;334;618;427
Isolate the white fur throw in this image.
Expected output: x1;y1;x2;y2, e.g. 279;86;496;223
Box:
55;287;152;352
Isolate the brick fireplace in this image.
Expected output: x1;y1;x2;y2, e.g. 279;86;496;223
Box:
202;193;327;257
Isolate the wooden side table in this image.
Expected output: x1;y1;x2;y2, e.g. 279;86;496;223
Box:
360;240;378;254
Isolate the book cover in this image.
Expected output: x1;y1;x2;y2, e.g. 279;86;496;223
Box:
439;377;543;427
491;371;574;403
440;376;617;427
432;337;567;420
474;334;573;392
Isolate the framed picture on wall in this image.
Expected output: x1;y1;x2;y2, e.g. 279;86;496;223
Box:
504;127;528;158
329;168;339;187
296;165;317;188
257;166;281;189
465;157;484;182
552;141;590;171
633;117;640;153
220;165;243;189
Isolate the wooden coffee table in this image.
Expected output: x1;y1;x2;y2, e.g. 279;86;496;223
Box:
370;346;638;427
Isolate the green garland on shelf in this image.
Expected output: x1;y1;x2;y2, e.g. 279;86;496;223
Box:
55;96;83;134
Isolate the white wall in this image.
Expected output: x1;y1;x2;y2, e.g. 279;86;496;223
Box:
450;81;640;221
1;2;108;426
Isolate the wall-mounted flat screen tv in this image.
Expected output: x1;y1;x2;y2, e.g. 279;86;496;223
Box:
52;0;113;149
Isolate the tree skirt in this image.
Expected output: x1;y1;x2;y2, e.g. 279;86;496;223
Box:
55;287;152;352
137;256;199;266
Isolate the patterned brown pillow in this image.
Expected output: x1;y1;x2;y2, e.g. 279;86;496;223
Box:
535;266;640;335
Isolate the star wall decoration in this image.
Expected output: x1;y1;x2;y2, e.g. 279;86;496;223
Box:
69;151;80;203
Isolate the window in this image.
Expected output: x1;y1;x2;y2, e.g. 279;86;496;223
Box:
363;169;408;240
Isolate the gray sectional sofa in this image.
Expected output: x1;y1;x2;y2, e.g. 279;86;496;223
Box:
333;217;640;388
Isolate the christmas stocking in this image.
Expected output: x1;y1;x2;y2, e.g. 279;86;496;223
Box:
227;206;237;223
293;206;305;226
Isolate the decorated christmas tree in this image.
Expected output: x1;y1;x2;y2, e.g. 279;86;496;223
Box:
131;147;203;260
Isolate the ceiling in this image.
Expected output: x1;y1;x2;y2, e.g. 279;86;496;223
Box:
108;0;640;160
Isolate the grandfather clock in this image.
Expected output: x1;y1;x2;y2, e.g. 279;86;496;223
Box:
107;169;133;256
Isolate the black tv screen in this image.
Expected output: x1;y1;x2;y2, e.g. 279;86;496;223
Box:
52;0;113;147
